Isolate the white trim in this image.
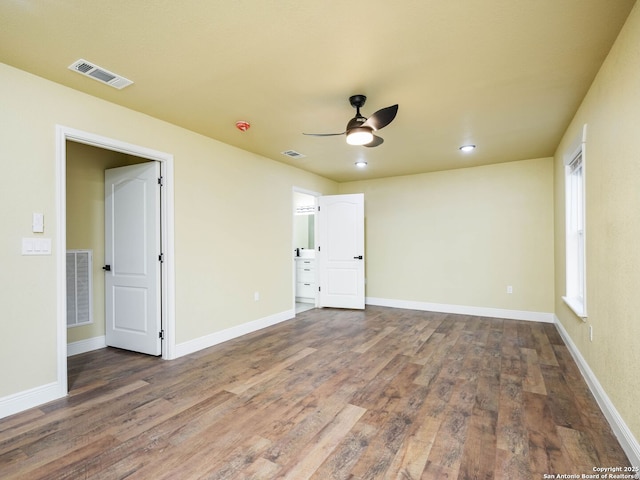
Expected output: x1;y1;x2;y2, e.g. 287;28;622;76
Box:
55;129;69;404
562;295;587;320
52;125;177;414
292;187;321;313
554;316;640;467
563;123;588;166
67;336;107;357
0;382;63;419
365;297;555;323
175;309;295;358
292;186;323;198
563;124;588;321
57;125;176;360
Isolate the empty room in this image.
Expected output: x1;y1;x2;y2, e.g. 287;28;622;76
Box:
1;1;639;478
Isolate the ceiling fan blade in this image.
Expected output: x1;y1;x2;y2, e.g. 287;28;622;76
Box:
364;135;384;147
362;104;398;131
302;132;345;137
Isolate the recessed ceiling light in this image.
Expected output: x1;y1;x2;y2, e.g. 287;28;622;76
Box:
459;144;476;153
355;161;368;168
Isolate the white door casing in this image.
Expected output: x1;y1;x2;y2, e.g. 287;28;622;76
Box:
105;162;162;355
318;193;365;309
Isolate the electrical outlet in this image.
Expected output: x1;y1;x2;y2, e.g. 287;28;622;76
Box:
254;291;260;301
506;285;513;294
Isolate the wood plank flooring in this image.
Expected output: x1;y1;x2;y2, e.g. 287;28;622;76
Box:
0;306;632;479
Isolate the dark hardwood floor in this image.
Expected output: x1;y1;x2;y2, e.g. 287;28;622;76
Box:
0;306;631;479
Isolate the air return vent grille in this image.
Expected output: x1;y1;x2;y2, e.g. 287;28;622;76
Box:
281;150;306;159
67;250;93;327
68;59;133;89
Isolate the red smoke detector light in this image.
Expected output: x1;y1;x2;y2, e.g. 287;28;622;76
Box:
235;120;250;132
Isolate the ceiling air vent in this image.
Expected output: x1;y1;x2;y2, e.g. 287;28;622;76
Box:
68;59;133;90
281;150;306;159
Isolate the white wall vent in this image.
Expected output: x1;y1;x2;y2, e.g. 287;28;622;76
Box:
67;250;93;328
281;150;306;159
68;59;133;89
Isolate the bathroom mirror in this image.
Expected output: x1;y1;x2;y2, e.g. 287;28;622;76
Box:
293;191;316;252
294;214;315;250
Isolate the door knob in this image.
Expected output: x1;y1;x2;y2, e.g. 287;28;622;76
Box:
102;265;111;271
353;255;363;260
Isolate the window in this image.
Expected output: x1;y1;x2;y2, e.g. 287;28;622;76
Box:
563;125;587;319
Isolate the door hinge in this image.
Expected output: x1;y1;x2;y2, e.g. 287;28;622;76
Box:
318;286;321;292
317;205;320;212
318;246;321;252
159;330;165;340
158;253;164;263
158;176;163;186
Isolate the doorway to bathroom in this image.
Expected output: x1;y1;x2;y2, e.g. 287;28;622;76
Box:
293;188;319;313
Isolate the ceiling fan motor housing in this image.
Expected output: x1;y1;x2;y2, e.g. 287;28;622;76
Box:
349;94;367;109
346;116;367;131
347;94;370;132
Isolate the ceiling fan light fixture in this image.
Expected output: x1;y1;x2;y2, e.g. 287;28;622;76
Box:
346;127;374;146
355;161;368;168
303;95;397;148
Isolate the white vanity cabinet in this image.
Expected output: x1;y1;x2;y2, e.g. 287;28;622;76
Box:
295;258;316;303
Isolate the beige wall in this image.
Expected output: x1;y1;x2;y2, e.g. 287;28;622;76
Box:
339;157;555;313
554;3;640;442
0;62;337;397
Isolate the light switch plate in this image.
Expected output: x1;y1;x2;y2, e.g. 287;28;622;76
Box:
22;237;51;255
32;213;44;233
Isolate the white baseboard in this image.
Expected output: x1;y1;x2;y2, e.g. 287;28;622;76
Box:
366;297;554;323
67;335;107;357
0;382;66;419
175;308;296;358
554;316;640;467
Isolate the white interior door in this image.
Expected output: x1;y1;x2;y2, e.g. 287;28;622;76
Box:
318;193;365;309
104;162;162;355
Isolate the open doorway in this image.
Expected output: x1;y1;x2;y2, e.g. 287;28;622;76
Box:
55;126;176;397
66;142;153;355
293;188;319;314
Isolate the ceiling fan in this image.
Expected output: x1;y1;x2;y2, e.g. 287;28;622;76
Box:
303;95;398;147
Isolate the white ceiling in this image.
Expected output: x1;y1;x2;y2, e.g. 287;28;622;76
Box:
1;0;635;182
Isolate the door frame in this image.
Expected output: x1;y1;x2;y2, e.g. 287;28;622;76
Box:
292;187;320;311
55;125;176;394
